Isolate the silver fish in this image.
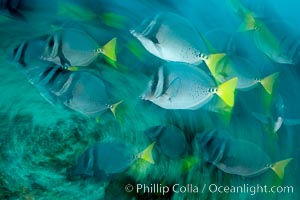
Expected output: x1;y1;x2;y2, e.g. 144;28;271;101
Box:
141;62;238;109
130;12;208;65
41;29;117;69
206;54;279;94
67;141;155;180
238;8;300;64
194;129;293;179
12;38;120;117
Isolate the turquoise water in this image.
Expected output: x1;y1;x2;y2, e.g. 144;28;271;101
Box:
0;0;299;199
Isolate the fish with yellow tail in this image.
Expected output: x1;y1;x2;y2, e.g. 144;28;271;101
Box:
67;141;155;181
41;29;117;70
194;129;293;179
141;62;238;109
130;12;209;65
235;2;300;65
205;53;279;94
198;32;279;95
12;38;122;118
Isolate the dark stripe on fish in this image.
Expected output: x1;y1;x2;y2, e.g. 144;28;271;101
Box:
39;67;55;83
14;42;28;67
161;65;169;95
143;16;162;44
47;67;64;85
196;129;227;164
150;68;159;96
12;43;21;61
57;33;71;68
1;0;25;19
19;42;28;67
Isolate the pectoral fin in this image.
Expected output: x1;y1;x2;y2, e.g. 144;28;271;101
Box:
164;77;181;101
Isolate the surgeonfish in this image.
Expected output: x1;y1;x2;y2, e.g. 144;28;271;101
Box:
41;29;117;70
194;129;293;179
130;12;208;65
237;6;300;65
66;141;155;180
12;38;121;117
198;33;279;95
11;36;49;69
144;125;187;159
141;62;238;109
205;53;279;94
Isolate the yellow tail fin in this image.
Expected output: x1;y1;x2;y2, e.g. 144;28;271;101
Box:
68;66;79;71
260;72;279;95
238;12;256;32
100;37;117;62
109;100;123;118
204;53;226;77
139;142;156;164
216;77;238;107
271;158;293;179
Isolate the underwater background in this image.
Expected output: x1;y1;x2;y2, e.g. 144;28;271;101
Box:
0;0;299;199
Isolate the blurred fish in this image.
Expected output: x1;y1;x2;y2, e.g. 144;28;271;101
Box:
205;53;279;94
41;29;117;70
10;36;49;69
58;1;128;29
58;1;97;21
237;6;300;65
194;129;293;179
0;0;24;20
251;93;285;133
141;62;238;109
130;12;208;65
67;141;155;180
12;38;121;117
144;125;187;159
253;92;300;130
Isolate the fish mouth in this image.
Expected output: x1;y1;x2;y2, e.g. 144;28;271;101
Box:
129;29;138;37
140;94;146;100
140;93;149;100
